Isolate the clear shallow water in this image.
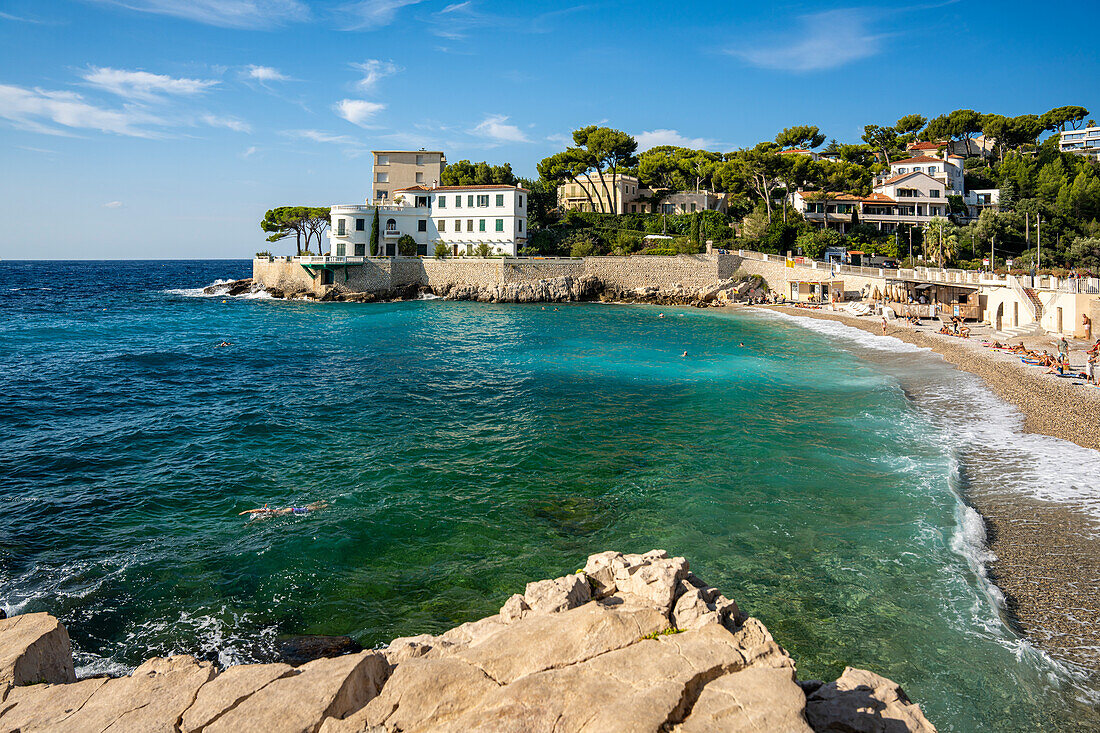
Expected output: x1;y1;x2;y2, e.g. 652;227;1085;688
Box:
1;260;1097;731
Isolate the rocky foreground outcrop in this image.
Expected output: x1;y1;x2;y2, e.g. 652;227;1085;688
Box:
0;551;934;733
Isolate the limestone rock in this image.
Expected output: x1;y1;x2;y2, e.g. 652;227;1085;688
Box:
454;601;669;685
0;677;108;730
0;613;76;689
202;651;389;733
612;554;690;614
671;582;739;631
499;594;530;624
382;634;437;665
522;573;590;614
675;666;813;732
181;662;294;732
61;655;216;733
726;617;794;669
582;549;669;598
319;657;499;733
806;666;937;733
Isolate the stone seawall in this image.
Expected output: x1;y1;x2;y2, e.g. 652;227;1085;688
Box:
252;255;743;298
0;550;935;732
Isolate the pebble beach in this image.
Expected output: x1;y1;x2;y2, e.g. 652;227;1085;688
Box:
766;303;1100;677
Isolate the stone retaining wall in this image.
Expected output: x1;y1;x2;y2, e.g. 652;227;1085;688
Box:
250;253;889;299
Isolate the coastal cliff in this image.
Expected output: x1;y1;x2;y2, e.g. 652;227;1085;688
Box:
0;550;934;732
210;274;769;307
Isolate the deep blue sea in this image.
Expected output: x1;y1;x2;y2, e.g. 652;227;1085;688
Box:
2;260;1098;731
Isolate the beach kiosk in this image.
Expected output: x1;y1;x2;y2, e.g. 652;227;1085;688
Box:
790;280;844;303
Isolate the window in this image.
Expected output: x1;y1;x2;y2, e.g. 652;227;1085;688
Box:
495;219;504;232
376;154;389;165
519;195;523;207
376;190;387;200
691;203;697;212
467;219;473;231
376;172;388;183
416;154;425;165
386;218;397;231
476;195;488;207
356;218;365;231
479;219;486;232
336;243;345;256
467;195;474;207
630;204;637;213
455;219;461;231
354;243;365;256
913;166;922;172
418;219;427;232
496;194;504;207
438;195;446;207
416;172;424;183
928;166;937;174
415;196;429;207
519;220;523;232
897;168;907;174
337;219;346;235
455;196;462;208
929;190;941;198
438;219;445;232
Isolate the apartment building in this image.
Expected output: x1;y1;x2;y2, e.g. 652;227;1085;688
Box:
371;150;446;202
329;184;528;257
557;173;728;215
1059;127;1100;160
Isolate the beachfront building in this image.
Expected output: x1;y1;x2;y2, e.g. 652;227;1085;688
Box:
1058;126;1100;160
371;150;447;202
329;184;528;257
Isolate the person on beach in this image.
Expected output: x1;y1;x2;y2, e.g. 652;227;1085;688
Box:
1084;313;1092;342
881;317;888;335
1086;352;1097;386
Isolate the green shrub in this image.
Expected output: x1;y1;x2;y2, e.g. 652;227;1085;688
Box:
433;241;449;259
397;234;417;256
474;242;493;258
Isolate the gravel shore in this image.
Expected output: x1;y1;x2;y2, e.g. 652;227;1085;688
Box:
762;304;1100;676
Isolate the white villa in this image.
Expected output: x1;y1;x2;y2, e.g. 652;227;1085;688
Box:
791;149;997;233
329;184;529;257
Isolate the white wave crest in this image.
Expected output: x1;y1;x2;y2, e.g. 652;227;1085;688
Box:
763;309;928;353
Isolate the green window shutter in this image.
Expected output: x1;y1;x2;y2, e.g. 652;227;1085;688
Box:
479;219;486;232
495;219;504;232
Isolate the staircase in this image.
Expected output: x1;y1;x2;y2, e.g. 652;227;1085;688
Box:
1021;287;1044;320
994;322;1045;341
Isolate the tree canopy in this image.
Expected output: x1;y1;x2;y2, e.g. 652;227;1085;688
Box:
441;160;516;186
261;206;329;255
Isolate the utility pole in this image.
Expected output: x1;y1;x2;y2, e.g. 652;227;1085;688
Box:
908;226;913;263
1037;215;1042;271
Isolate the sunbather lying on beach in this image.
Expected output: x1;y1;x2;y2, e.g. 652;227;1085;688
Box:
239;501;329;521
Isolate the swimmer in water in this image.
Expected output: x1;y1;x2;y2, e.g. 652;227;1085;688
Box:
739;342;745;347
239;501;329;521
659;313;665;318
216;341;232;348
681;351;688;357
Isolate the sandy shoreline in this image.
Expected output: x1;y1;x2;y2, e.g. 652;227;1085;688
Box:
755;303;1100;677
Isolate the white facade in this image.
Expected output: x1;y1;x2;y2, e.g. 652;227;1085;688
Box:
1059;127;1100;160
880;154;964;195
328;184;528;257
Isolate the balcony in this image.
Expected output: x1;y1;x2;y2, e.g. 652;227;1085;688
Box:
332;230;351;237
383;229;401;238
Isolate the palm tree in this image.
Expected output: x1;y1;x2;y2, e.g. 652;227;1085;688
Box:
922;217;958;266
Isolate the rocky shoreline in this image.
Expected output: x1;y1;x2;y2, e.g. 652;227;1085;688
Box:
205;274;770;307
0;550;934;732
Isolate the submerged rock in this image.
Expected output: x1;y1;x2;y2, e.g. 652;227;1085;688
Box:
0;552;936;732
278;635;365;666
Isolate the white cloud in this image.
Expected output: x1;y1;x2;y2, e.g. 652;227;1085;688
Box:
730;9;884;73
0;11;43;22
634;129;715;151
82;67;219;101
341;0;428;30
471;114;530;144
201;114;252;133
335;99;385;127
245;65;289;82
0;83;163;137
90;0;308;29
284;128;367;155
241;145;259;158
350;59;399;92
104;200;123;208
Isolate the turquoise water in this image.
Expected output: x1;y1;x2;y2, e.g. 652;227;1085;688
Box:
1;261;1097;731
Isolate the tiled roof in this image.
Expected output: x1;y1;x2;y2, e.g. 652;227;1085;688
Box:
394;184;529;192
862;192;895;203
907;141;945;150
891;155;942;165
882;170;941;185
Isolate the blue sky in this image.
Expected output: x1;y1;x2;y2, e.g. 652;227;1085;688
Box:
0;0;1096;259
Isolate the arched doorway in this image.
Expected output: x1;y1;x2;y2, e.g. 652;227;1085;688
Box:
995;302;1003;332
